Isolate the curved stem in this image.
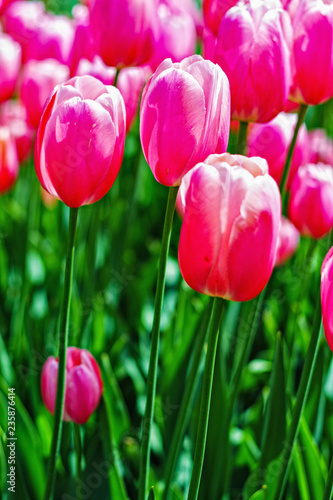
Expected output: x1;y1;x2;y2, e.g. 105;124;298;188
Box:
187;297;225;500
236;121;249;156
323;454;333;500
138;186;179;500
114;68;121;88
43;207;79;500
279;104;308;210
74;424;83;500
162;297;215;500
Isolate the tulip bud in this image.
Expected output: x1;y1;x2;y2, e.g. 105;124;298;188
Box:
0;33;21;104
34;75;126;208
321;247;333;352
275;216;300;266
140;55;230;187
214;0;293;123
41;347;103;425
0;127;19;194
178;153;281;301
306;129;333;167
288;163;333;239
0;100;35;163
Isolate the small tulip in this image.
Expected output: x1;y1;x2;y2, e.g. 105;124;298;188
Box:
0;33;21;104
288;163;333;239
20;58;70;129
90;0;157;68
178;153;281;301
140;55;230;187
0;100;35;163
41;347;103;425
306;129;333;167
34;75;126;208
246;112;308;186
290;0;333;106
0;127;19;193
76;56;116;86
69;5;95;76
214;0;293;123
321;247;333;352
275;216;300;266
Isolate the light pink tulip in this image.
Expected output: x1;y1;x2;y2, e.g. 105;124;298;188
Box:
76;56;116;86
69;4;95;76
306;129;333;167
321;247;333;352
41;347;103;425
90;0;157;68
0;126;19;193
20;58;70;129
290;0;333;105
163;0;203;37
34;75;126;208
149;2;197;71
0;33;21;104
178;153;281;301
0;100;34;162
288;163;333;238
275;216;300;266
140;55;230;187
203;0;239;36
246;112;308;186
214;0;293;123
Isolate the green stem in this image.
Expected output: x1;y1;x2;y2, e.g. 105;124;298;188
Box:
114;68;121;88
138;186;179;500
279;104;308;210
323;454;333;500
187;297;225;500
162;297;215;500
236;121;249;155
74;424;83;500
43;207;79;500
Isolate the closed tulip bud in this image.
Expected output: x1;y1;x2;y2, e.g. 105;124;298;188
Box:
0;33;21;104
288;163;333;238
76;56;117;86
0;127;19;193
214;0;293;123
140;55;230;187
290;0;333;105
69;5;95;76
41;347;103;425
275;216;300;266
178;153;281;301
34;75;126;208
90;0;157;68
0;100;35;163
306;129;333;167
20;58;70;129
246;112;308;186
321;247;333;352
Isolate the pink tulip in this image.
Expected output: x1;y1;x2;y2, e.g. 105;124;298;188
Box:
246;112;308;186
41;347;103;425
0;0;15;15
275;216;300;266
20;58;70;129
281;0;300;18
306;129;333;167
34;75;126;208
149;2;197;71
69;4;95;76
140;55;230;187
178;153;281;301
290;0;333;105
214;0;293;123
90;0;157;68
288;163;333;239
0;33;21;104
76;56;116;86
321;247;333;352
0;127;19;193
0;100;35;163
203;0;239;36
163;0;203;37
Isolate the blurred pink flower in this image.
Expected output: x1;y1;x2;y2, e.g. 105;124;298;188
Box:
0;33;21;104
275;216;300;266
321;247;333;352
0;100;34;162
0;126;19;193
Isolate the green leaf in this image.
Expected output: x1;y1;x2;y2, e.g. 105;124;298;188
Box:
248;485;268;500
148;486;155;500
293;442;311;500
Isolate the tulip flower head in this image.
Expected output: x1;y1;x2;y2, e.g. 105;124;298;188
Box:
34;75;126;208
41;347;103;425
0;33;21;104
178;153;281;301
275;216;300;266
140;55;230;187
0;127;19;194
321;247;333;352
0;100;35;163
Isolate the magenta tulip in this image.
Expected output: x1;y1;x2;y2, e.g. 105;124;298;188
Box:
76;56;117;86
41;347;103;425
0;33;21;104
214;0;293;123
178;153;281;301
306;129;333;167
246;112;308;186
69;4;95;76
275;216;300;266
203;0;239;36
321;247;333;352
34;75;126;208
20;59;70;129
0;100;34;162
140;55;230;187
0;127;19;193
90;0;157;68
290;0;333;106
288;163;333;239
